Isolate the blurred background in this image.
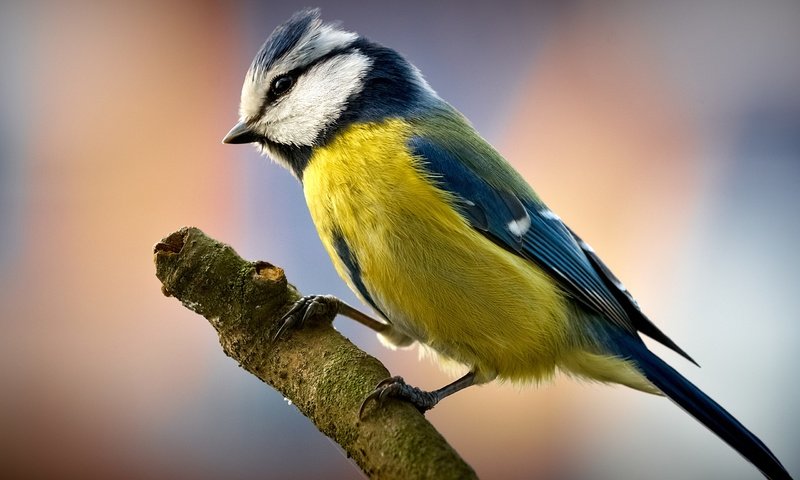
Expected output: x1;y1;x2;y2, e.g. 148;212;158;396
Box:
1;0;798;478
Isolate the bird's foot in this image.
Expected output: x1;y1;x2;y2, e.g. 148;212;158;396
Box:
273;294;340;341
359;376;440;418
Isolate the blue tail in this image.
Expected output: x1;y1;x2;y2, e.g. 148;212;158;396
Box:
610;333;791;480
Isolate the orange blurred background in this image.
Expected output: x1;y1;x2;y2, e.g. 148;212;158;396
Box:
1;1;798;479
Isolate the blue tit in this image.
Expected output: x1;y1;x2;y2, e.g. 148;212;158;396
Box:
222;9;790;480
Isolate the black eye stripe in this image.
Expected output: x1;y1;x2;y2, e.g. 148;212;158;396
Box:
256;45;357;118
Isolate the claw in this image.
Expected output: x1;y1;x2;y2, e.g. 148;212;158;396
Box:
358;388;384;419
374;375;403;390
358;376;403;418
273;295;340;342
358;376;440;419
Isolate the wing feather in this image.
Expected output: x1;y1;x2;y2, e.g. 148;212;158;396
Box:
409;135;634;333
408;132;695;362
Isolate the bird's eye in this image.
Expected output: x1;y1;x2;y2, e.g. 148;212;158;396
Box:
270;74;295;98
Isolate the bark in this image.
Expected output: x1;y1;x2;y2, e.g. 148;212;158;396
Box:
153;227;476;479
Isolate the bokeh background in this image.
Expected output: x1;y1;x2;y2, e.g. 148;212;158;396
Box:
1;1;798;478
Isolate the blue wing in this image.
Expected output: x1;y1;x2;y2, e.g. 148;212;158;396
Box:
409;135;695;362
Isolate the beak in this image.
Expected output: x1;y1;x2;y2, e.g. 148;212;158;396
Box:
222;121;260;144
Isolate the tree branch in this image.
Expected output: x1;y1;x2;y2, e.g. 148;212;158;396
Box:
153;227;476;479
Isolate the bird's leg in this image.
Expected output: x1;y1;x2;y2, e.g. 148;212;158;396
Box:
273;294;388;341
359;371;477;418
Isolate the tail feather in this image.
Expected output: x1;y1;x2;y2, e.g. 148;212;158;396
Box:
611;334;791;480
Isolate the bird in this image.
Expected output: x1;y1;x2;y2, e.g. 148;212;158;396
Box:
222;9;791;479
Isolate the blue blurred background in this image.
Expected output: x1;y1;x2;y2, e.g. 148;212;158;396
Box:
1;1;798;478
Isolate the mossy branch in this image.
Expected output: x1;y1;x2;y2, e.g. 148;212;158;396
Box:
153;227;476;479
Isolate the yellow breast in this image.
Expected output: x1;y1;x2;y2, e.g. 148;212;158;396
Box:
302;120;572;383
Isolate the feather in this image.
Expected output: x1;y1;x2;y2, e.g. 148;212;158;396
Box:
608;330;790;480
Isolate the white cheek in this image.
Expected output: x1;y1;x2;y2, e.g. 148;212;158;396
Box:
262;52;371;146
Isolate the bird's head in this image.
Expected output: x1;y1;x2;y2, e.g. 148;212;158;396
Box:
223;9;439;177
